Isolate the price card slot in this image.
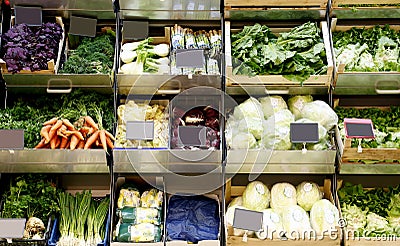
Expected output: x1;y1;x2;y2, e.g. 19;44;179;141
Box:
0;130;24;149
233;208;263;232
123;20;149;40
178;126;206;147
0;218;26;238
126;121;154;140
14;6;42;26
175;49;204;68
290;123;319;143
344;118;375;139
69;16;97;37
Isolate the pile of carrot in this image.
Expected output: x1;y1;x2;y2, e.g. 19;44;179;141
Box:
35;115;115;152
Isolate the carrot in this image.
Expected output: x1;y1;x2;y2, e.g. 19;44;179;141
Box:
57;125;68;139
50;136;58;149
65;139;71;149
77;140;85;149
55;137;61;148
99;130;108;153
70;135;80;150
59;137;69;149
35;138;46;149
43;117;58;126
84;116;99;130
74;131;84;141
40;125;52;143
104;130;116;141
62;119;75;130
95;139;100;146
63;130;75;137
105;135;114;149
84;130;100;149
48;120;63;140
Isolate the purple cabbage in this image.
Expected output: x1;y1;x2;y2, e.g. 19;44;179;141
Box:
1;22;63;73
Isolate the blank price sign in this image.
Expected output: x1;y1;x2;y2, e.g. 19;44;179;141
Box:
233;208;263;231
290;123;319;143
344;118;375;139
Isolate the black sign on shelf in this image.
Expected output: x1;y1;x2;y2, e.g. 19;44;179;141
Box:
233;208;263;232
175;49;205;68
290;123;319;143
0;218;26;238
126;121;154;140
344;118;375;139
69;16;97;37
14;6;42;26
178;126;206;147
123;20;149;40
0;130;24;149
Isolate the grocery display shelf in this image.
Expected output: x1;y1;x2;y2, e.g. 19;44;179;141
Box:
332;0;400;19
339;163;400;175
226;149;337;174
113;149;222;173
117;74;222;95
0;149;109;173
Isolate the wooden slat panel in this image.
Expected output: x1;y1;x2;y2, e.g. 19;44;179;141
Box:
225;0;328;7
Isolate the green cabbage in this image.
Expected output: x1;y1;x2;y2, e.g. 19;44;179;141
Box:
259;96;288;119
265;109;295;127
365;213;391;235
296;182;323;211
242;181;271;211
294;119;327;141
270;183;297;209
255;209;284;240
229;132;258;149
260;124;292;150
300;100;338;130
279;205;312;240
233;97;264;120
310;199;340;235
287;95;313;120
238;117;264;140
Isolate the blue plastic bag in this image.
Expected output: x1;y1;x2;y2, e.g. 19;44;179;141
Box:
166;195;220;243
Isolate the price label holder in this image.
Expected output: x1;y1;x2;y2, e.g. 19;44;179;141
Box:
344;118;375;153
178;126;206;147
233;208;263;242
290;123;319;154
0;218;26;241
123;20;149;40
175;49;204;79
126;121;154;148
0;130;24;149
14;6;42;26
69;16;97;37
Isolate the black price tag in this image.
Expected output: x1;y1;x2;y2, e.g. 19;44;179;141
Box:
176;49;204;68
0;218;26;238
69;16;97;37
233;208;263;232
290;123;319;143
178;126;206;146
123;21;149;40
344;118;375;139
0;130;24;149
14;6;42;26
126;121;154;140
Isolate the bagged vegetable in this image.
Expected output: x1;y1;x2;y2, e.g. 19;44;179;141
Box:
300;100;338;130
265;109;294;127
260;124;292;150
233;97;264;120
238;117;264;140
242;181;271;211
117;185;141;209
119;207;162;225
255;209;284;240
117;223;162;242
280;205;313;240
270;183;297;209
296;182;323;211
259;96;288;119
294;119;327;141
288;95;313;120
310;199;339;235
141;189;163;209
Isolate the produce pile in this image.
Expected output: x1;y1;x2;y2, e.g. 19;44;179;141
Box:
116;101;169;148
338;182;400;237
119;38;170;74
57;191;109;246
0;90;114;148
226;95;337;150
1;22;63;73
226;181;339;240
60;28;115;74
1;174;60;240
333;25;400;72
114;184;163;242
171;106;220;149
231;22;328;83
171;24;222;75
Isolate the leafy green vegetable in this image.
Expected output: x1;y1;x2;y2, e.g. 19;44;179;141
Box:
231;22;328;83
1;174;61;224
